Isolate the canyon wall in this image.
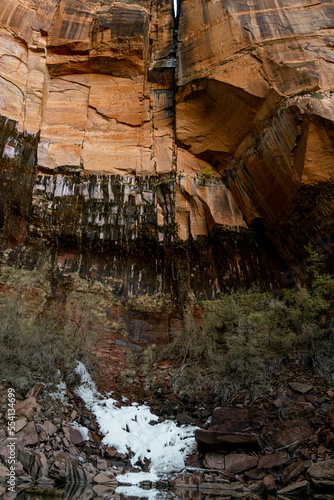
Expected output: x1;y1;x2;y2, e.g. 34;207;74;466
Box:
177;0;334;274
0;0;333;305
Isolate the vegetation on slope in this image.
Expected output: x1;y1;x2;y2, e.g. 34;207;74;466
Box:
163;249;334;402
0;245;333;403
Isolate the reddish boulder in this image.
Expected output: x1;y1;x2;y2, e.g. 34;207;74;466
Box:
210;408;250;433
25;383;45;399
203;452;225;470
185;450;201;468
196;430;261;453
307;459;334;491
50;452;94;483
6;397;41;420
263;473;276;493
16;421;39;447
225;454;258;474
282;460;312;485
258;452;289;470
278;480;310;497
287;401;314;419
93;472;118;486
274;420;313;447
44;421;57;436
69;426;88;446
289;383;313;394
105;446;127;459
18;448;48;478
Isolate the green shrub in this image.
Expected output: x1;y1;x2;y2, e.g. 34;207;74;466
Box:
163;277;334;403
203;165;214;180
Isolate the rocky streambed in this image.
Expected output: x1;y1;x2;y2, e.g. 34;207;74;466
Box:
0;376;334;500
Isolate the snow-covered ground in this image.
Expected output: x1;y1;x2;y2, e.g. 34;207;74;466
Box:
73;362;197;487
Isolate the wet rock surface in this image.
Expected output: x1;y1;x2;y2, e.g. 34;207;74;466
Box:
0;0;333;298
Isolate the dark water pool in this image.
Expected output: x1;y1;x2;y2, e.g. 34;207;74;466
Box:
7;483;334;500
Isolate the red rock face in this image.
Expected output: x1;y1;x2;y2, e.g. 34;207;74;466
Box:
176;0;334;272
0;0;333;294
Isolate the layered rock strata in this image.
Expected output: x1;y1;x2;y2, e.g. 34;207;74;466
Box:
176;0;334;272
0;0;333;298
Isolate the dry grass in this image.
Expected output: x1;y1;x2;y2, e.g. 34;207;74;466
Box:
0;294;97;392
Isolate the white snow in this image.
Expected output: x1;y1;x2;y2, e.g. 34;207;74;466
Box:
73;362;197;480
119;470;160;484
49;371;68;404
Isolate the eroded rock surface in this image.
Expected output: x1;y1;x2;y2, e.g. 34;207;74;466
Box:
177;0;334;272
0;0;333;295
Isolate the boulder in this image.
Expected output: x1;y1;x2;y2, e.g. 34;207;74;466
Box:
93;471;118;486
11;418;27;434
0;465;9;483
25;383;45;399
185;450;201;468
263;474;276;493
196;429;261;453
203;452;225;470
210;408;250;433
44;421;58;436
277;480;310;498
289;383;313;395
258;452;289;470
282;460;312;485
176;412;195;425
35;423;48;442
287;401;314;419
274;420;313;447
63;424;89;446
18;448;48;479
307;459;334;491
49;452;93;483
7;397;41;420
16;421;39;447
105;446;127;459
225;454;258;474
96;458;107;471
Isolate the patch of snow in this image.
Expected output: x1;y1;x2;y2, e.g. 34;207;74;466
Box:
73;362;197;480
74;361;99;406
48;372;68;404
118;470;159;484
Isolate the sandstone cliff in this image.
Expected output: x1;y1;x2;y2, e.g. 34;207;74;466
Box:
177;0;334;275
0;0;333;298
